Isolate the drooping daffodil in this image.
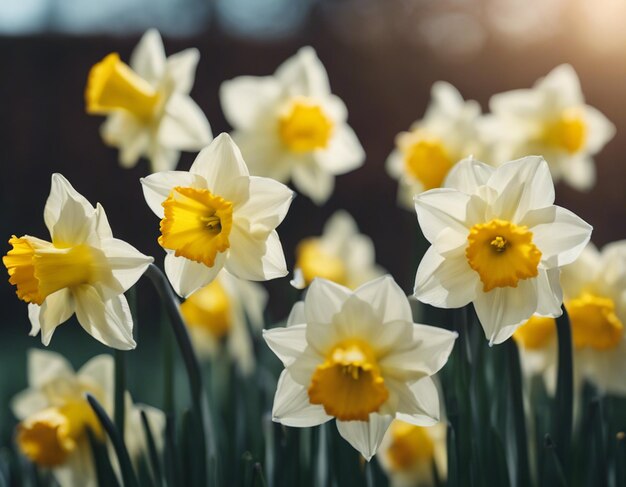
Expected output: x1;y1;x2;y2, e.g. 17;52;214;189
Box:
12;349;164;487
220;46;365;205
485;64;615;191
180;270;268;375
291;210;384;289
141;133;294;298
414;156;592;345
264;276;457;460
3;174;153;350
86;29;212;172
387;81;491;210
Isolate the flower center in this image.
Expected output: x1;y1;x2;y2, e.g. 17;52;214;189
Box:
513;315;556;350
3;237;99;305
180;280;232;339
159;186;233;267
294;239;348;287
17;401;102;468
466;219;542;292
568;293;624;350
386;421;435;471
401;135;454;190
308;340;388;421
278;98;334;153
542;107;587;154
85;53;161;122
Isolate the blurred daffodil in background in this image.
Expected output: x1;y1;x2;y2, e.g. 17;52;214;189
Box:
486;64;615;191
414;156;592;344
378;420;447;487
291;210;384;289
180;270;267;375
263;276;457;459
220;46;365;205
85;29;212;172
12;350;164;487
141;133;294;297
3;174;153;350
387;82;491;209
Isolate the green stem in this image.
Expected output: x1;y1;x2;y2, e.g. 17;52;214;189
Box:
554;305;573;475
143;264;217;486
114;350;126;436
507;339;530;487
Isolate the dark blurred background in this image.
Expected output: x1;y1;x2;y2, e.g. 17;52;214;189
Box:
2;0;626;440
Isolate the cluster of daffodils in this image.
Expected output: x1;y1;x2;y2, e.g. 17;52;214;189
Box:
387;65;614;207
12;350;163;486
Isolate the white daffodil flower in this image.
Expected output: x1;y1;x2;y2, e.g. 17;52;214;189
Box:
377;420;447;487
414;156;592;345
86;29;212;172
141;133;294;298
514;241;626;396
11;350;165;487
485;64;615;191
180;270;268;375
3;174;153;350
263;276;457;460
290;210;384;290
387;81;491;210
220;46;365;205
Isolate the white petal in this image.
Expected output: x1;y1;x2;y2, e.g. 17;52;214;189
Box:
225;227;287;281
395;377;441;426
489;87;545;118
27;304;42;337
94;203;114;240
149;146;180;173
130;28;166;84
78;355;114;408
287;301;306;326
45;174;95;244
336;414;393;460
219;76;282;130
74;285;136;350
444;157;493;193
414;189;472;245
353;275;413;324
118;127;150;169
304;279;351;354
235;176;294;235
226;273;268;329
140;170;206;218
38;289;75;346
11;389;49;420
380;325;457;380
158;93;212;151
233;130;292;181
560;156;595;191
272;371;332;427
530;206;592;268
584;105;615;154
54;442;96;487
314;125;365;175
275;46;330;98
27;348;75;389
291;160;334;205
473;280;539;345
164;47;199;95
414;246;479;308
165;251;225;298
537;64;583;107
535;268;563;317
263;324;307;367
100;238;154;292
583;338;626;396
189;133;250;197
487;156;555;222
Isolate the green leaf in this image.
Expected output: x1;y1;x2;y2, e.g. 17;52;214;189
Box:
140;410;164;487
554;306;573;476
114;349;126;436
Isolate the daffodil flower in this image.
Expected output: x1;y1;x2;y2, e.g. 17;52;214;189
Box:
486;64;615;191
414;156;592;345
378;420;447;487
387;82;491;210
220;47;365;205
290;210;384;289
11;350;165;487
141;133;294;298
3;174;153;350
180;270;268;374
263;276;457;460
85;29;212;172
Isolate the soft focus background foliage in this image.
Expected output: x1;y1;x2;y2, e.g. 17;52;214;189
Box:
2;0;626;469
